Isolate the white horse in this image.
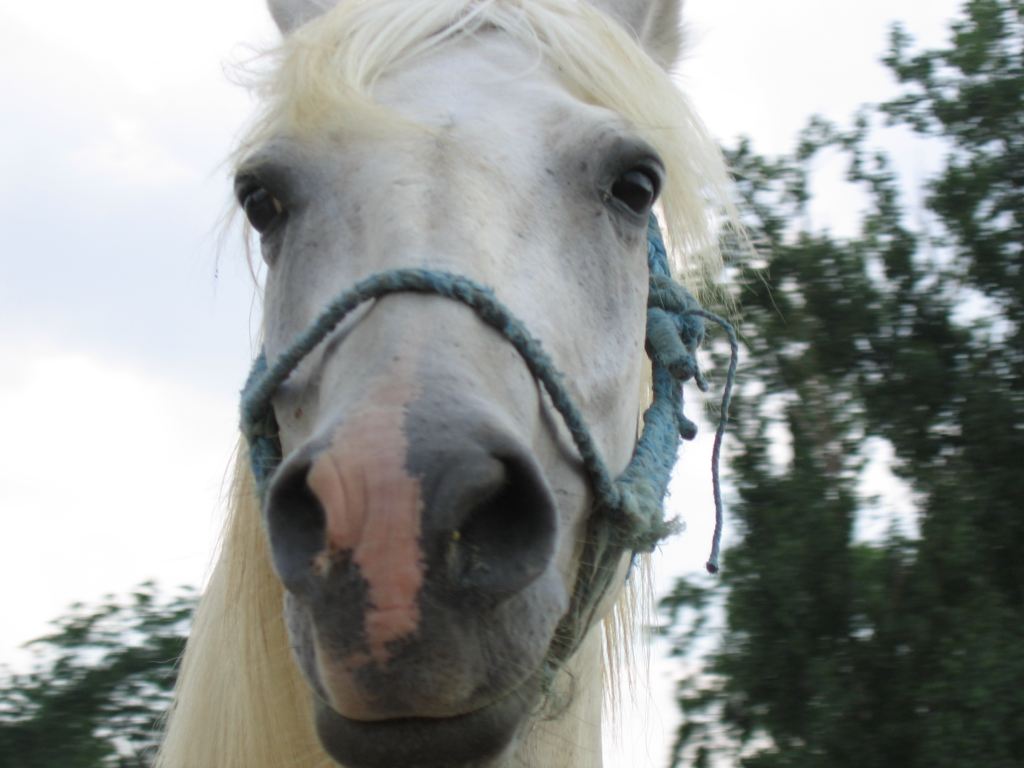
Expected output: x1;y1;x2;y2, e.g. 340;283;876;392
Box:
159;1;733;766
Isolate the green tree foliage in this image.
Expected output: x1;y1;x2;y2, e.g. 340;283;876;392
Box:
664;1;1024;766
0;584;196;768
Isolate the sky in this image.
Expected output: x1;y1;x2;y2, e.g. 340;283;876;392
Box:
1;1;961;765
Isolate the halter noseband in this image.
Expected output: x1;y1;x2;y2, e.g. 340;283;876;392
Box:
239;213;736;666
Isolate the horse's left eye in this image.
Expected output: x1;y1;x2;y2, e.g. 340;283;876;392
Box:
611;167;661;215
240;186;285;234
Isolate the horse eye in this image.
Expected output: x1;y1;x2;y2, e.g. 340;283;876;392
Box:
241;186;285;234
611;167;661;215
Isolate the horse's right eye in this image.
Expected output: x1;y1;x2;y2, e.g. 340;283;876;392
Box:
240;185;285;234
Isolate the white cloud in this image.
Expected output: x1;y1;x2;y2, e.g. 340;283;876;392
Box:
856;436;920;542
70;115;193;186
0;341;238;667
681;0;962;154
0;0;277;96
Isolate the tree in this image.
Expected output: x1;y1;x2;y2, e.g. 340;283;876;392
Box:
663;1;1024;765
0;583;196;768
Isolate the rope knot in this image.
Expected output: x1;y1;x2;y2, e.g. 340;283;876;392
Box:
615;484;645;528
646;275;708;385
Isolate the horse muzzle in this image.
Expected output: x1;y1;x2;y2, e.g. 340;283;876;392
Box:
263;388;562;723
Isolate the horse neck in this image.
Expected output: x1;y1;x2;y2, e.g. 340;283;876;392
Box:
511;624;606;767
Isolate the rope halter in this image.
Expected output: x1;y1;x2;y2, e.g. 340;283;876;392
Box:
239;213;737;667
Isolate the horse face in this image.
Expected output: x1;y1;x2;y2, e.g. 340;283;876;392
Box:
237;32;658;767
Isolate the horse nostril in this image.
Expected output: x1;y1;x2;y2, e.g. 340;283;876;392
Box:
445;453;556;600
265;457;326;593
262;430;558;606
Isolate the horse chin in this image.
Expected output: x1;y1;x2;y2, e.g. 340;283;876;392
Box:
312;676;539;768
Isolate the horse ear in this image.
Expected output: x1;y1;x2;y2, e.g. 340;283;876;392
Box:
267;0;340;34
589;0;684;68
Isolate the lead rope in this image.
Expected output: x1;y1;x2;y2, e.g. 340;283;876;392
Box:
239;214;737;665
643;214;737;574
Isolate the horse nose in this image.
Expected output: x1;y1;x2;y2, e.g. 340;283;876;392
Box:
263;425;557;607
421;442;557;601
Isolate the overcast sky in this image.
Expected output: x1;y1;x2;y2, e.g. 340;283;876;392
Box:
1;1;961;765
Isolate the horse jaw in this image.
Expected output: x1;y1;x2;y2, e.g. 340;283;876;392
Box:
266;0;683;68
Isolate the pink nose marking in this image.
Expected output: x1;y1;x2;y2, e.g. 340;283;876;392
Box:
306;378;424;667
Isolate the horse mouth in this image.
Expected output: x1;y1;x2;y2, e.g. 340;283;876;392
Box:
312;679;537;768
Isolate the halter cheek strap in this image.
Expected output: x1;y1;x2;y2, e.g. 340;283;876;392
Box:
239;214;736;663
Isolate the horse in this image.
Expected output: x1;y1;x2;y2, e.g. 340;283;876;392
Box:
158;1;734;766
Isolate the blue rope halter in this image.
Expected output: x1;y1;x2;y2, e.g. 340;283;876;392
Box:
239;214;736;661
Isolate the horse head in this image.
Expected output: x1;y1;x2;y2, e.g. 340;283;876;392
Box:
161;2;731;766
